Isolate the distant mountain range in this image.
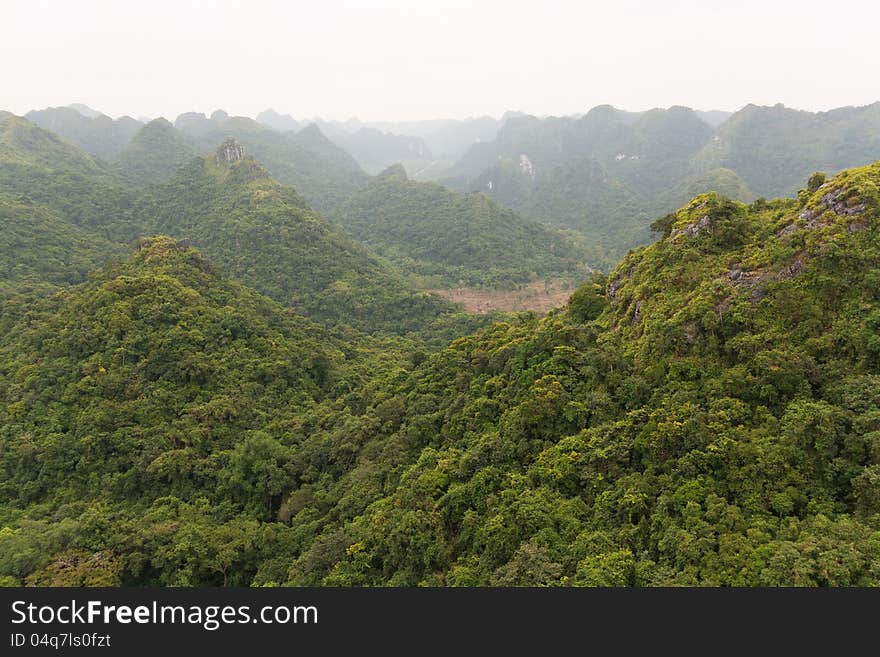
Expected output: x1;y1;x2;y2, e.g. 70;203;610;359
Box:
4;151;879;586
4;95;880;588
18;100;880;267
25;106;370;214
331;164;594;287
0;112;463;336
442;102;880;258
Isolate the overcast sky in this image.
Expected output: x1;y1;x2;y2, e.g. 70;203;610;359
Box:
4;0;879;122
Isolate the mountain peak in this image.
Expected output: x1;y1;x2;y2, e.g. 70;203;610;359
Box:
143;117;174;131
297;123;325;139
215;137;245;164
377;163;408;180
133;235;200;261
68;103;102;118
256;108;300;133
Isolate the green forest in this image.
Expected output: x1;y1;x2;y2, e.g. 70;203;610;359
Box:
1;99;879;588
332;165;595;287
445;103;880;261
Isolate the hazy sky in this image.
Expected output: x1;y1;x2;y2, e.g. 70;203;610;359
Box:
4;0;879;121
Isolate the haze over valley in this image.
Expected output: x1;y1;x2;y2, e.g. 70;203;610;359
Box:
3;0;880;589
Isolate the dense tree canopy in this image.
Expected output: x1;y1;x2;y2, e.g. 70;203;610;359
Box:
2;163;879;586
444;103;880;261
332;166;594;287
129;150;458;335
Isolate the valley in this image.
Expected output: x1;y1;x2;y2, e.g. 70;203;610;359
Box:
431;278;576;313
2;97;880;588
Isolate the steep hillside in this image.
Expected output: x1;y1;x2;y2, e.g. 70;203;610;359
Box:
444;105;702;183
254;112;435;175
0;112;136;239
116;118;199;185
446;103;880;259
131;141;455;334
0;193;122;290
445;106;717;257
693;102;880;197
0;116;468;337
333;165;596;286
3;162;878;586
280;164;880;585
275;162;880;586
26;106;142;160
0;236;370;585
174;111;369;212
469;157;649;262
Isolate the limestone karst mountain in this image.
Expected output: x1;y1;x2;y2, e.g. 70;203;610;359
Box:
116;118;199;185
332;163;595;286
128;141;457;334
173;111;369;213
3;160;880;586
443;103;880;259
26;106;142;160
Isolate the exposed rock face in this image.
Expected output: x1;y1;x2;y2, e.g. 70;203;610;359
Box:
607;276;622;301
607;266;635;303
817;187;867;217
779;186;868;238
725;252;807;304
671;214;712;240
216;138;245;164
629;299;642;326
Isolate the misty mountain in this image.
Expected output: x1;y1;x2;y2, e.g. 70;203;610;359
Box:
68;103;103;119
115;118;199;185
692;102;880;197
255;108;302;133
303;113;518;178
331;163;595;287
322;128;433;175
695;109;733;127
445;102;880;258
0;111;136;239
444;106;715;258
364;113;521;161
0;113;462;336
174;110;369;212
26;106;143;161
127;140;456;334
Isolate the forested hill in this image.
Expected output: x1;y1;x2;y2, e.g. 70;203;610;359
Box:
279;162;880;586
173;111;369;213
444;106;722;258
115;118;199;185
25;106;142;161
2;162;879;586
0;193;122;293
126;141;457;335
0;236;362;586
0;111;134;239
331;164;596;287
444;102;880;260
692;102;880;197
0;113;468;337
23;106;371;212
